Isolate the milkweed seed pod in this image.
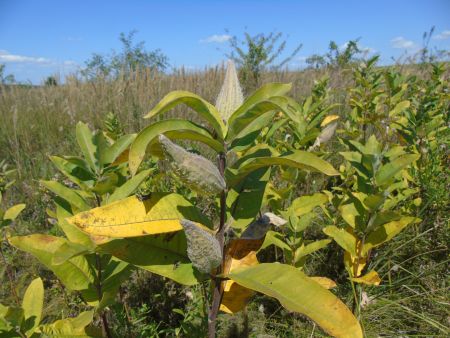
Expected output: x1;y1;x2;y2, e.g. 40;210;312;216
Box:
181;219;222;274
158;135;226;195
240;212;287;240
311;120;339;149
215;60;244;123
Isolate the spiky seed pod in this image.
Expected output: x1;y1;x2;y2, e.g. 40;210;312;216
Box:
240;212;287;240
181;219;222;274
158;135;226;195
215;60;244;123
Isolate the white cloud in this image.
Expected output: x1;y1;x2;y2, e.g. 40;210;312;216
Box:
391;37;416;49
432;30;450;40
63;60;78;66
0;50;78;69
200;34;231;43
0;50;52;64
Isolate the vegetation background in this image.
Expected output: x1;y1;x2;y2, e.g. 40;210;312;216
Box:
0;29;448;337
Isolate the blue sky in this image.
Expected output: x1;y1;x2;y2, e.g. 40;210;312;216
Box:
1;0;449;83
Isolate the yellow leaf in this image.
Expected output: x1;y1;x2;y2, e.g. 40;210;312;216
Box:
220;239;262;313
112;148;129;166
362;217;419;255
228;263;363;338
321;115;340;127
351;270;381;286
67;194;212;238
310;276;337;289
344;251;367;278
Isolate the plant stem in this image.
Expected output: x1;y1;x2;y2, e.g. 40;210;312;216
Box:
208;151;227;338
95;251;112;338
92;194;113;337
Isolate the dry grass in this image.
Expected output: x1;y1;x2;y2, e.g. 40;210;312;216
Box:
0;66;353;182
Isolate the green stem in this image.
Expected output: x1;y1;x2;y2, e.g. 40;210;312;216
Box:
93;193;113;338
95;253;113;338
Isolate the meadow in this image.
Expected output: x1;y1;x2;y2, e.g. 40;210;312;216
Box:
0;59;448;337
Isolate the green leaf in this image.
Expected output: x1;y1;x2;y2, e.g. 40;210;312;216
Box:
91;172;118;195
55;200;94;248
106;169;152;204
375;154;420;186
363;217;419;255
295;239;332;260
227;151;338;187
389;100;410;117
39;310;94;336
366;210;401;233
0;306;24;329
41;180;90;212
227;83;292;130
22;277;44;334
227;167;271;232
99;261;133;309
49;155;95;189
227;263;362;338
93;131;109;170
76;122;98;172
323;226;357;256
290;193;328;216
144;91;226;139
230;111;276;152
3;204;26;221
99;233;203;285
52;241;92;265
102;133;136;165
9;235;94;291
260;230;291;251
80;258;132;309
129;119;223;175
227;95;300;141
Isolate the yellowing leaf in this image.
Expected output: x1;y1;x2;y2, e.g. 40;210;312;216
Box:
3;203;26;221
339;203;360;228
323;226;358;257
68;194;212;238
228;263;363;338
389;100;410;117
362;216;419;255
351;270;381;286
220;239;262;314
375;154;420;187
39;311;94;336
321;115;340;127
22;277;44;334
310;276;337;289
